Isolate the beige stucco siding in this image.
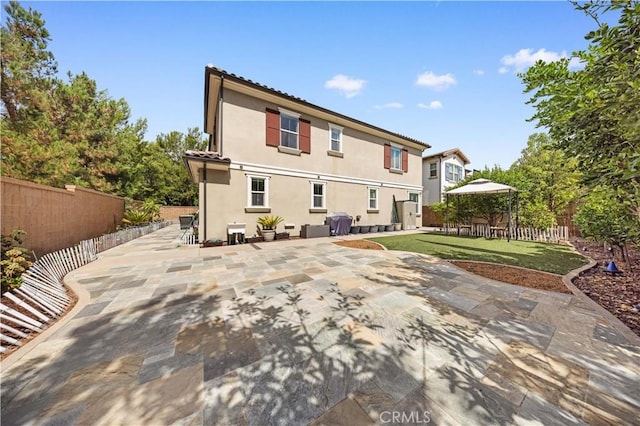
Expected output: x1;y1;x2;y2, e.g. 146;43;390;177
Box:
220;89;423;185
199;168;419;242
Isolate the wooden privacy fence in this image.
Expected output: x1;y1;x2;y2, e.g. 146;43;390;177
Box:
445;224;569;243
0;221;170;355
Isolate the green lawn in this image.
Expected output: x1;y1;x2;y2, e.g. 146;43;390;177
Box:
368;232;589;275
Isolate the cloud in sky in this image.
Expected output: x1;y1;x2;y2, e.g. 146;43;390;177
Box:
324;74;366;98
417;101;443;110
415;71;456;91
500;48;582;73
374;102;404;110
473;69;485;76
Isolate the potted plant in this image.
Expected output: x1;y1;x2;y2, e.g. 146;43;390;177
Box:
256;215;284;242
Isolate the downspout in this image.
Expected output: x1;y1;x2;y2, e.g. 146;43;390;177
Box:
218;76;224;155
203;163;207;242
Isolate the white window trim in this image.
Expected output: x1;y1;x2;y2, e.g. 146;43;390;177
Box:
278;107;300;150
429;162;438;178
367;186;379;211
277;107;300;119
309;180;327;210
390;143;403;171
328;123;343;153
408;191;422;216
246;173;271;208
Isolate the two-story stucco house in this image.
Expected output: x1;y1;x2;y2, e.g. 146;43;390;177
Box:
183;66;430;243
421;148;471;205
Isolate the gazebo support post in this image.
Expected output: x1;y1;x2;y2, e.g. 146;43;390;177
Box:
456;194;460;236
507;189;512;242
445;194;449;235
515;191;519;240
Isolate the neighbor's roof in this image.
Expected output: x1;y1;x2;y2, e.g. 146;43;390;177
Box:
204;65;430;150
422;148;470;165
446;178;518;195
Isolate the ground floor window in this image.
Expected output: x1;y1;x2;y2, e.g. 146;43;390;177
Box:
368;187;378;210
246;174;270;207
310;180;326;209
408;192;420;213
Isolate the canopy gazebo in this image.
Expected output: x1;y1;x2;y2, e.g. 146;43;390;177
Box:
444;178;519;241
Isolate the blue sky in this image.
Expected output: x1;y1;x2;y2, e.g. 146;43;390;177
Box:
19;1;596;169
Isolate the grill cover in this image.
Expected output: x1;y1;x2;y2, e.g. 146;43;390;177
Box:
326;212;353;236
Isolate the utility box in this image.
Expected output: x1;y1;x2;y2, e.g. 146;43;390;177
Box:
395;201;418;230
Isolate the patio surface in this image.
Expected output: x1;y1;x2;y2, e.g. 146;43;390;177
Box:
2;225;639;425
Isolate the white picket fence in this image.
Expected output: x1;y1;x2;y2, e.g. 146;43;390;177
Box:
445;224;569;243
0;221;170;354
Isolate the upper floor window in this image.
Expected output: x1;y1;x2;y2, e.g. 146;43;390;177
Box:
280;114;299;149
391;146;402;170
384;144;408;172
265;108;310;154
445;163;463;183
429;163;437;178
329;124;342;152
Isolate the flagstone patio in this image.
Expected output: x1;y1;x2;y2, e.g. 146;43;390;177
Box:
2;225;639;425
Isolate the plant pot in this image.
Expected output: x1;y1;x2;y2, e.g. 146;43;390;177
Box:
246;236;264;243
201;240;223;248
384;224;394;232
350;226;360;234
262;229;276;242
360;226;369;234
394;223;402;231
275;232;290;240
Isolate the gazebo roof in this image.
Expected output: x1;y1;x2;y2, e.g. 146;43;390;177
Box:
446;178;518;195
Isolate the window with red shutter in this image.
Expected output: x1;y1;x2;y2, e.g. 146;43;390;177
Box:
265;109;280;147
384;144;391;169
299;119;311;154
402;149;409;172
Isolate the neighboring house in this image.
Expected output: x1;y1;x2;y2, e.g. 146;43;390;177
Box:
422;148;471;205
183;65;430;243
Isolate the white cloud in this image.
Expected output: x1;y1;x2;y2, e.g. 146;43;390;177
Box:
374;102;404;110
473;69;485;76
415;71;456;91
417;101;443;110
499;48;582;73
324;74;366;98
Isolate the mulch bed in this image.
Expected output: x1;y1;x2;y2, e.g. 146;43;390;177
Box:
333;240;384;250
570;239;639;337
449;261;571;294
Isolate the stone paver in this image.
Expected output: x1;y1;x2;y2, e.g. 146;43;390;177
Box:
2;225;639;425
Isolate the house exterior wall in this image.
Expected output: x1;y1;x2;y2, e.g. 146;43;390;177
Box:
422;154;467;205
199;87;424;242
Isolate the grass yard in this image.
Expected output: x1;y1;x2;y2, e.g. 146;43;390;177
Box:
369;232;589;275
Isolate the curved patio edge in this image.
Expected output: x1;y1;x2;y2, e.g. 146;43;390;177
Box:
562;257;640;347
1;271;91;371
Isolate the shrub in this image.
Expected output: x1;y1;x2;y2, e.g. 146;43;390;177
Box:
1;230;33;293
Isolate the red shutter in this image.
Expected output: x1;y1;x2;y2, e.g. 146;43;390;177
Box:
383;144;391;169
266;109;280;147
299;118;311;154
402;149;409;172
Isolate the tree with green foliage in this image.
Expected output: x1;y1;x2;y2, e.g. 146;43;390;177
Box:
1;1;204;206
521;1;640;227
510;133;581;229
574;186;639;267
